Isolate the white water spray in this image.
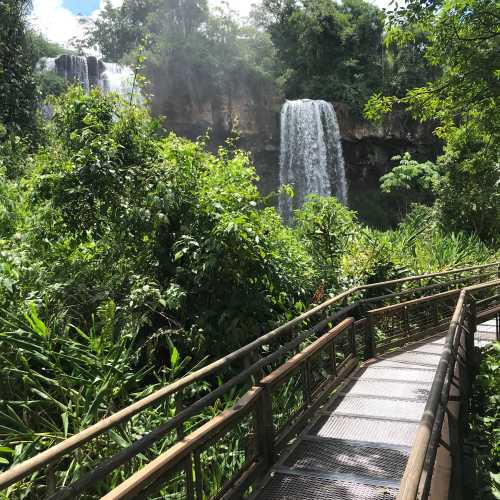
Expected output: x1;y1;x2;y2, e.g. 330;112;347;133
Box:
278;99;348;222
38;55;139;102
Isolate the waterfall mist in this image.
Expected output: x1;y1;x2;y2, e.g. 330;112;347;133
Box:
279;99;348;222
38;55;138;101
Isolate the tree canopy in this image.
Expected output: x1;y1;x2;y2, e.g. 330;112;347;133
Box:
366;0;500;241
0;0;37;135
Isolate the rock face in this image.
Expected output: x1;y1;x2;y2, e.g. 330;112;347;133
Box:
148;65;282;195
152;78;439;226
333;102;438;192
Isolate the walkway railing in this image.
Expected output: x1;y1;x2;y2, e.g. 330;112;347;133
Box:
398;279;500;500
0;262;499;498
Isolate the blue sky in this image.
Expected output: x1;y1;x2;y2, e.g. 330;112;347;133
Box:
63;0;101;15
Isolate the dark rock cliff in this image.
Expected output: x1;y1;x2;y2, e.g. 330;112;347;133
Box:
150;77;439;226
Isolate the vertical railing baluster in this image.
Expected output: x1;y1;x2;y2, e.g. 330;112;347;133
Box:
403;305;410;338
350;324;356;358
365;313;375;359
175;392;185;441
433;299;439;326
496;311;500;342
46;464;56;496
193;451;203;500
331;340;337;377
304;363;311;407
186;455;196;500
258;386;275;467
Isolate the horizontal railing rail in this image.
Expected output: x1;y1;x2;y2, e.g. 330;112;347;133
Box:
100;387;264;500
397;279;500;500
102;319;357;499
367;288;462;355
0;261;499;497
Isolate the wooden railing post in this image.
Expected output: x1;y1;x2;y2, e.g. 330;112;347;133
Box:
46;464;56;496
496;311;500;342
403;305;410;337
433;300;439;326
365;313;376;359
350;323;356;358
255;386;275;472
304;362;312;407
330;340;337;377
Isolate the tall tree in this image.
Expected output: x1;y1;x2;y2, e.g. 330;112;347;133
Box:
262;0;385;112
366;0;500;240
0;0;38;134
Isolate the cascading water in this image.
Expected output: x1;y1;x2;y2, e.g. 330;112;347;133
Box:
38;55;90;93
278;99;348;222
99;63;137;100
38;55;138;101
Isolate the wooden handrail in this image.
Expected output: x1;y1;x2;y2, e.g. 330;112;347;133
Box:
0;262;498;493
101;387;262;500
397;279;500;500
368;288;461;315
259;318;354;388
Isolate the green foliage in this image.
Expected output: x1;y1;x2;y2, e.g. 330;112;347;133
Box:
380;153;440;193
0;89;320;489
365;0;500;241
436;124;500;242
0;85;497;495
262;0;385;112
363;93;397;124
2;88;314;362
84;0;276;110
0;0;38;135
294;195;357;288
28;31;66;65
37;71;68;100
383;23;436;98
468;343;500;500
0;303;149;464
343;204;494;286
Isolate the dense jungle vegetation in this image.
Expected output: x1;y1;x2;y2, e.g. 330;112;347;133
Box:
0;0;499;497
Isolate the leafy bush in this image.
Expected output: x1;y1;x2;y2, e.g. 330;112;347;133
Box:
468;343;500;499
294;195;357;289
2;87;315;362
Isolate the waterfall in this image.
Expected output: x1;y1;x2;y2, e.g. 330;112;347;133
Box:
38;55;90;93
99;63;137;100
278;99;348;222
38;55;138;101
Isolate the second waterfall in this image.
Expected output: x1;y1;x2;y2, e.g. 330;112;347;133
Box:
279;99;348;222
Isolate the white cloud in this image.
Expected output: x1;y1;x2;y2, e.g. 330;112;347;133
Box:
30;0;86;47
29;0;124;48
30;0;394;50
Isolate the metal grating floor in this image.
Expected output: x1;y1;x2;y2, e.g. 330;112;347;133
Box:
410;343;445;355
255;473;398;500
358;366;436;382
310;414;418;447
329;395;425;420
475;319;497;348
253;334;447;500
283;438;409;480
342;379;432;401
380;351;440;367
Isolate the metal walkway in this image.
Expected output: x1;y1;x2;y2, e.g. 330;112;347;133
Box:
475;318;498;348
254;334;447;499
0;264;498;500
